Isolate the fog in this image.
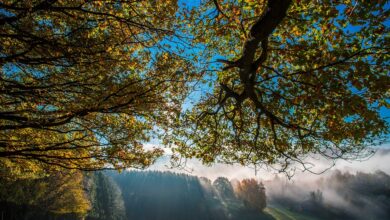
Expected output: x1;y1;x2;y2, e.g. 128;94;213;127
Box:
140;145;390;219
264;167;390;219
2;145;389;220
147;146;390;181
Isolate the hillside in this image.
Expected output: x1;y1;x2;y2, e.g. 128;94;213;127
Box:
0;170;389;220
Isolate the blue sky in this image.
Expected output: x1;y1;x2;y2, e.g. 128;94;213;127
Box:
174;0;390;140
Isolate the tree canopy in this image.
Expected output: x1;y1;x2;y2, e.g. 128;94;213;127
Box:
234;178;267;211
168;0;389;173
0;0;389;176
0;170;90;217
0;0;191;176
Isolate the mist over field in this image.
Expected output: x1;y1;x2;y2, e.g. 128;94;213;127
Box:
264;168;390;220
1;149;389;220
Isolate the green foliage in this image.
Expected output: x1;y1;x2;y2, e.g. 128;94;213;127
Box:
86;172;126;220
168;0;389;173
213;177;236;199
110;171;273;220
0;170;90;218
0;0;388;177
0;0;192;174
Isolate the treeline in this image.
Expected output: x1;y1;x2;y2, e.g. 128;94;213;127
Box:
1;170;389;220
267;170;390;220
0;171;124;220
108;171;270;220
0;171;269;220
0;170;89;220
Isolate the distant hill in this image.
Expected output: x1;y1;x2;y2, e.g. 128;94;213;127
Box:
1;170;389;220
105;171;273;220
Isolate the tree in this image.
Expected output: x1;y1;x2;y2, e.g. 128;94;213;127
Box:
1;0;389;177
87;172;126;220
169;0;389;173
0;0;192;175
213;177;235;199
309;189;323;204
0;170;90;218
234;178;267;211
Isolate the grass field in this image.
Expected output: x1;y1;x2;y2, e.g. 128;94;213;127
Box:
265;206;319;220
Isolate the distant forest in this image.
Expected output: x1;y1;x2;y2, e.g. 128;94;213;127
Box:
266;170;390;220
0;170;389;220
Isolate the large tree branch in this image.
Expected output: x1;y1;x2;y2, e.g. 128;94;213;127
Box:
218;0;291;90
241;0;291;69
